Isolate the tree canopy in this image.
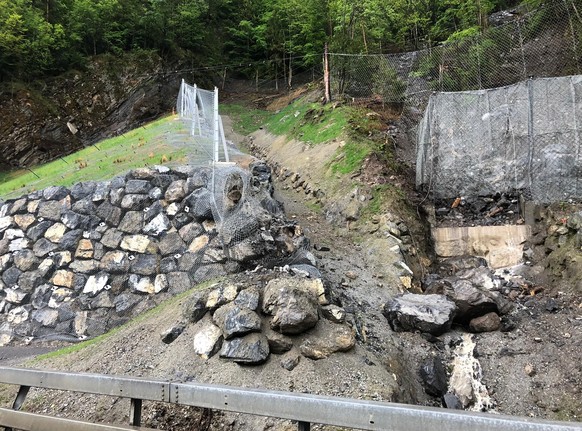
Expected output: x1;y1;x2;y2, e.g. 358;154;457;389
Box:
0;0;523;82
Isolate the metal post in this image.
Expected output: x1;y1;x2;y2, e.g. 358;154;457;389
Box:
219;116;230;163
213;86;220;163
129;398;142;426
180;79;185;117
298;421;311;431
6;386;30;431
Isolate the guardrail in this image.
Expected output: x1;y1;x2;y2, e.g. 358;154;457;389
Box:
1;366;581;431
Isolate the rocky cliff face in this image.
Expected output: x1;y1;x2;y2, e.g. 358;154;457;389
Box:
0;52;187;168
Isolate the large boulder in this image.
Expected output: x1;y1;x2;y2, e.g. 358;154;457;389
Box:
219;333;270;364
383;293;456;335
263;282;319;335
212;302;262;339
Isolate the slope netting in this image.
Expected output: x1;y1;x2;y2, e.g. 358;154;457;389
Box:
327;1;582;204
416;75;582;203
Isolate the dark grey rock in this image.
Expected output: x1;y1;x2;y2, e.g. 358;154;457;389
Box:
26;220;53;241
13;249;39;271
125;179;152;194
265;327;294;354
420;356;448;397
143;201;163;223
186;168;210;191
2;266;22;286
383;294;456;336
100;251;130;273
143;213;170;236
121;194;150;210
160;256;178;273
213;302;262;339
172;212;192;230
166;272;192;294
59;229;83;251
109;188;125;206
185;188;214;221
182;292;208;323
18;271;43;292
444;393;464;409
118;211;144;233
178;252;199;272
61;211;91;230
280;351;301;371
151;174;175;190
69;259;100;274
31;284;52;309
290;264;322;279
32;308;59;327
130;254;159;275
96;202;122;226
57;302;76;322
220;333;270;364
449;279;508;322
114;293;141;314
92;181;110;202
159;232;186;256
161;324;185;344
193;264;227;283
234;287;260;310
178;222;204;243
37;201;65;221
263;286;319;335
43;186;69;201
101;228;124;249
70;182;97;200
72;198;95;215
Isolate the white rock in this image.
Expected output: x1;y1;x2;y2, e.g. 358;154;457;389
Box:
83;273;109;295
154;274;169;293
0;216;14;232
120;235;151;253
193;318;223;359
7;306;29;324
144;213;170;236
5;228;24;240
129;274;155;294
166;203;180;216
5;288;28;304
9;238;31;252
189;235;209;253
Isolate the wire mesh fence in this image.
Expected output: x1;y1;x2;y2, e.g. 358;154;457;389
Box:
328;0;582;203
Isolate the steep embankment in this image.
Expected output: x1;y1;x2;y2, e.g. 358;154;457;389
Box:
0;52;195;169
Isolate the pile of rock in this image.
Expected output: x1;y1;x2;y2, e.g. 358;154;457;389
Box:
434;193;522;227
164;273;355;367
383;257;513;335
0;163;309;345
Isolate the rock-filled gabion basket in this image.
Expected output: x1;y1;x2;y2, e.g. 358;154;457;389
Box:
0;162;311;345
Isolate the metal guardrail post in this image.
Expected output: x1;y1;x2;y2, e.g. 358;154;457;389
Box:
298;420;311;431
130;398;142;427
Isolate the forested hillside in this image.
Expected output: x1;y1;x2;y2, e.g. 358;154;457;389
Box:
1;0;537;82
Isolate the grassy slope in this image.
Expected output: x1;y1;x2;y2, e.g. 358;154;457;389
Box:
0;115;190;200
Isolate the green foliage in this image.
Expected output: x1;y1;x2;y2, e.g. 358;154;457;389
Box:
0;0;522;83
371;59;407;104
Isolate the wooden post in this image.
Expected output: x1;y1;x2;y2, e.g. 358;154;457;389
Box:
323;43;331;104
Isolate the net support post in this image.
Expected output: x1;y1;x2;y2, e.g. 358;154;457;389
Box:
213;87;220;163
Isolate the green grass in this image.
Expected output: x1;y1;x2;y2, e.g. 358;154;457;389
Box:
31;278;221;362
265;100;348;145
220;103;270;135
330;141;372;175
0;115;190;200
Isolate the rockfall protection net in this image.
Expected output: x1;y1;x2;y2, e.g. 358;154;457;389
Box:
416;75;582;203
176;80;230;163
